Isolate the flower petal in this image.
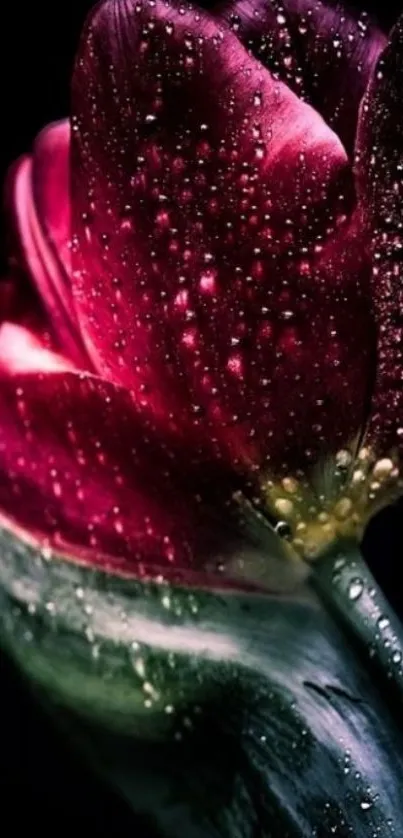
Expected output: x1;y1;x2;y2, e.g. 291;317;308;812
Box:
71;0;370;475
0;271;48;339
355;15;403;453
5;122;90;366
0;322;75;374
217;0;386;154
32;121;71;278
0;324;241;580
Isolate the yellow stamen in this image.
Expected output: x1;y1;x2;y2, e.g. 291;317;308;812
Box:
259;445;402;565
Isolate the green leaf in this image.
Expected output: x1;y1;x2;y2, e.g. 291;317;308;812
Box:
1;522;403;837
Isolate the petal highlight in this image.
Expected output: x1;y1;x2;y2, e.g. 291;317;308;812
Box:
5;122;90;367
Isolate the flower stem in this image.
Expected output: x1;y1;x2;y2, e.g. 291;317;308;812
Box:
311;540;403;702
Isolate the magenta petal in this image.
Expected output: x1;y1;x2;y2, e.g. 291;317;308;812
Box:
70;0;371;474
355;16;403;452
32;121;71;278
0;322;75;374
5;122;90;367
0;325;235;578
217;0;386;154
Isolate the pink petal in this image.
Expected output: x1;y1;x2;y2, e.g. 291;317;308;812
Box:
0;269;61;356
355;15;403;453
32;121;71;277
0;324;237;579
0;323;75;374
0;273;41;330
5;122;90;367
217;0;386;154
70;0;371;475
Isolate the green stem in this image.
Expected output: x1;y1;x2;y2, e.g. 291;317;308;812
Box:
311;540;403;701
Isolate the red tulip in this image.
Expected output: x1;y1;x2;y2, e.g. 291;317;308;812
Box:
1;0;402;584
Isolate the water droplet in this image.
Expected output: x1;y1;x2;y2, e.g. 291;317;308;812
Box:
274;520;292;539
348;577;364;601
377;616;390;631
227;352;243;377
41;545;52;563
199;270;216;294
334;497;353;520
133;657;146;679
162;593;171;610
143;680;160;701
335;449;352;470
229;13;241;32
85;626;95;643
392;649;402;665
358;447;373;462
334;557;346;571
254;142;266;160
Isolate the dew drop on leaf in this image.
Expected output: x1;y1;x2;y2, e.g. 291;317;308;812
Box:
348;577;364;601
377;616;390;631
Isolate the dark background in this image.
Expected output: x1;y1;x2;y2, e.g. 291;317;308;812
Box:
0;0;402;831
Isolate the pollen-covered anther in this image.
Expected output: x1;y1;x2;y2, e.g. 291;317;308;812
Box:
357;446;374;464
281;477;299;494
334;497;353;520
274;497;295;518
352;468;366;485
265;446;402;565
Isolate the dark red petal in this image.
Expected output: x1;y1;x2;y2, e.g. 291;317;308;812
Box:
4;122;90;367
71;0;371;476
217;0;386;154
0;323;238;579
355;15;403;454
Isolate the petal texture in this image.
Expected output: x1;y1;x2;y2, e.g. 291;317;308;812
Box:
0;324;237;579
355;14;403;453
5;122;90;366
217;0;386;154
70;0;372;475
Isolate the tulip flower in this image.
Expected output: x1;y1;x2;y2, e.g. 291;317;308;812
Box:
1;1;403;834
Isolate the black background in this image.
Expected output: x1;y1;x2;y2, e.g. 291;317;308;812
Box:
1;0;402;831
